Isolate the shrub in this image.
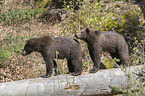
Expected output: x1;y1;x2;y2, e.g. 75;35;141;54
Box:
0;8;45;25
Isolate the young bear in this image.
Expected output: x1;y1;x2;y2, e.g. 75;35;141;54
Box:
21;35;83;78
75;28;129;73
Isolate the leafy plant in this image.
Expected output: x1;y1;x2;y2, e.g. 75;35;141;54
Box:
0;8;45;25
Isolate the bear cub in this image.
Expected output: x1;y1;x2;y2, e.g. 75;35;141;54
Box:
75;28;129;73
21;35;83;78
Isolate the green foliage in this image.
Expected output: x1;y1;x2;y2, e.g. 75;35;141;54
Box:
118;11;141;34
123;68;145;95
101;56;117;69
108;67;145;95
130;38;144;65
101;12;120;31
36;0;52;8
0;36;26;66
0;8;45;25
0;0;3;8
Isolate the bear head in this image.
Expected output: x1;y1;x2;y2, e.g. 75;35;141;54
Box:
75;27;91;40
21;35;53;56
21;39;35;56
21;38;42;56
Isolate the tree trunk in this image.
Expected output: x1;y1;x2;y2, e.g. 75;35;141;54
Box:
0;65;144;96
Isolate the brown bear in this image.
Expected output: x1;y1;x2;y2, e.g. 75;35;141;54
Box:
75;27;129;73
21;35;83;78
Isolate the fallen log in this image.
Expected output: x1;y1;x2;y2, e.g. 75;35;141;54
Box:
0;65;144;96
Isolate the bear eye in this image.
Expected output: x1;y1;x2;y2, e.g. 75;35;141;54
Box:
29;47;32;50
27;43;32;46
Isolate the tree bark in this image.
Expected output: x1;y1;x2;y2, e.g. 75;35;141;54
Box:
0;65;143;96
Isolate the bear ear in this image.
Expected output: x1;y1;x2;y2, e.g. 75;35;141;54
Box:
25;39;28;43
25;39;34;46
86;27;90;33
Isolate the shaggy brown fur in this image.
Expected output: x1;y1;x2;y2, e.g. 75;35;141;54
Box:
22;35;83;78
75;28;129;73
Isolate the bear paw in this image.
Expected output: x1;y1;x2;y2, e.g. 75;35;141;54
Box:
67;72;74;74
54;72;61;76
41;74;51;78
89;67;99;73
71;72;81;76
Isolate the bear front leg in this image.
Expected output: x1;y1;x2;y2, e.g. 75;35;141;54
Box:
89;50;101;73
41;57;53;78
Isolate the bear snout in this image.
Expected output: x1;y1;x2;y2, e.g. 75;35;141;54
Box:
75;34;80;38
21;50;27;56
75;34;78;38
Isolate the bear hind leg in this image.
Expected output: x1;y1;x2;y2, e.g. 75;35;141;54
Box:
67;59;75;74
119;53;130;68
70;59;83;76
110;52;129;68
